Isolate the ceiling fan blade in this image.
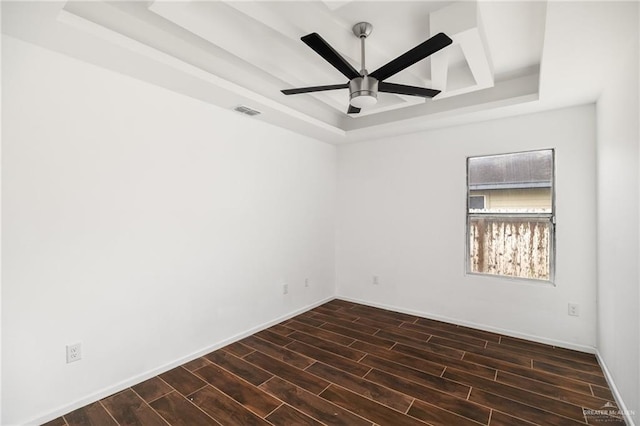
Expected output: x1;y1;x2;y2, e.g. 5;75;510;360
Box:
301;33;360;80
370;32;452;82
281;83;348;95
378;82;441;98
347;105;361;114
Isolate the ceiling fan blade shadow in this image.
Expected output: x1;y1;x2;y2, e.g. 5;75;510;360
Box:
301;33;360;80
281;83;348;95
347;105;361;114
370;32;452;82
378;82;441;98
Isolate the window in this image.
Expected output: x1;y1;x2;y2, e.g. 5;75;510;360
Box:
469;195;485;210
467;149;554;282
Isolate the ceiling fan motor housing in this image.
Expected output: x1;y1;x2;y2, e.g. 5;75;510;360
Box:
349;75;379;107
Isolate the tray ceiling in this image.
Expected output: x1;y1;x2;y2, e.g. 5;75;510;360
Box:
2;1;610;144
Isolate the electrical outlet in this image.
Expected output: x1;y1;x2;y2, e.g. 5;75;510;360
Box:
568;303;579;317
66;343;82;363
304;278;309;288
372;275;379;285
283;283;289;295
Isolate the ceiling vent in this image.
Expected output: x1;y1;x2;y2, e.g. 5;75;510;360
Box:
233;105;261;116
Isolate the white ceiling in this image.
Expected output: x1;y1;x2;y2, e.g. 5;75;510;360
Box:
1;1;630;144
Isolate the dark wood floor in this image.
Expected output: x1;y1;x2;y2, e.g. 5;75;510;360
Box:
44;299;624;426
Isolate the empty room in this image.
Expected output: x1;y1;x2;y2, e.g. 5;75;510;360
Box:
1;1;639;425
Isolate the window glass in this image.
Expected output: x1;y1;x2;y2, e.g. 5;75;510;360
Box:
467;150;554;282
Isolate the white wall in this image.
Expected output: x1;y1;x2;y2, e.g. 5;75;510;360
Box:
595;2;640;422
1;36;336;425
336;105;597;350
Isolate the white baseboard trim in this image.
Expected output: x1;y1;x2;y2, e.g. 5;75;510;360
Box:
595;351;636;426
29;296;334;426
336;295;596;354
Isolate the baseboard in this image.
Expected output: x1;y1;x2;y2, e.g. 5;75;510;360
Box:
29;296;334;426
595;351;637;426
336;295;596;354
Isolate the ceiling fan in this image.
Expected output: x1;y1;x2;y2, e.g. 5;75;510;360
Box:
281;22;452;114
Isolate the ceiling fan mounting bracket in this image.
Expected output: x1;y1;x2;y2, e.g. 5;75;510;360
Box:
352;22;373;39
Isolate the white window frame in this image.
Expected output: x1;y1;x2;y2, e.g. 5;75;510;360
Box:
465;149;556;284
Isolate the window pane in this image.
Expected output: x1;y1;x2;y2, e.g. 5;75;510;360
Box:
469;216;551;281
468;150;552;213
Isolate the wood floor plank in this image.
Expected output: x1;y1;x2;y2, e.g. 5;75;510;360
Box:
533;360;608;387
312;305;362;322
468;389;586;426
354;314;405;329
220;341;254;357
289;331;366;361
259;377;372;426
393;343;497;379
351;340;445;376
131;377;174;403
591;385;615;401
375;329;465;359
265;404;324;426
463;351;533;373
266;323;296;337
323;299;356;310
401;322;489;348
149;392;218;426
311;312;381;334
532;354;604;376
499;337;599;365
286;319;356;346
295;314;327;327
462;345;534;367
204;350;273;386
101;389;167;426
244;350;330;394
496;371;610;410
254;329;294;346
319;385;428;426
406;399;488;426
413;318;501;343
365;368;490;424
428;335;491;352
193;364;281;417
376;323;432;342
308;362;413;412
182;357;210;372
159;367;207;397
286;340;371;376
444;369;587;422
489;410;537;426
189;385;271;426
321;323;395;348
485;341;602;374
359;354;470;398
240;335;315;369
64;402;118;426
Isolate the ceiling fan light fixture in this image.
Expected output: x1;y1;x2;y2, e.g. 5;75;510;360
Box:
349;75;378;108
350;93;378;108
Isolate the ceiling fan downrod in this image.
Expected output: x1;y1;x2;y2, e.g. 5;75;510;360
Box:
349;22;378;108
